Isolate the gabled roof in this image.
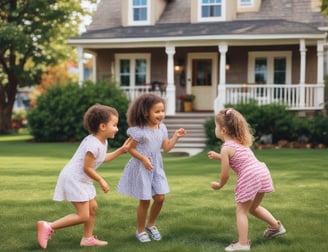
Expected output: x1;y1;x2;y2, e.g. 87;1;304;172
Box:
69;0;327;47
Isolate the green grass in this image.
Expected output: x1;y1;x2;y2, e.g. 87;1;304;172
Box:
1;133;327;252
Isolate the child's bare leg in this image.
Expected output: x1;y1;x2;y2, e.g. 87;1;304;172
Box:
236;201;252;245
147;194;165;227
50;201;90;230
249;193;280;228
137;200;150;233
83;198;98;237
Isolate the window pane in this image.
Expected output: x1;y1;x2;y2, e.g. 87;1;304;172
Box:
274;57;286;84
133;0;147;21
192;59;212;86
255;58;267;84
120;60;130;86
240;0;252;6
201;0;222;17
135;59;146;85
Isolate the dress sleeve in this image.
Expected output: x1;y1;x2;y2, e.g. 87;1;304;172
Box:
127;127;144;143
159;123;168;140
85;136;101;158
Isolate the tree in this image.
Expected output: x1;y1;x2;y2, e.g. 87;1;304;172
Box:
0;0;94;133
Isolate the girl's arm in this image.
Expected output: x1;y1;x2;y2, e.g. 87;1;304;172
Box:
211;146;232;190
162;128;186;152
104;137;131;162
84;152;109;193
128;138;153;170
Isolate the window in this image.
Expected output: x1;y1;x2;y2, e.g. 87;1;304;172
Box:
192;59;212;86
248;51;291;98
198;0;225;22
129;0;150;25
115;54;150;87
239;0;253;7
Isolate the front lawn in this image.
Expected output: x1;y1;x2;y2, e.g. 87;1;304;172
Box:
0;134;327;251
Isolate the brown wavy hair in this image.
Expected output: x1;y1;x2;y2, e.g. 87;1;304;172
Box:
127;93;166;127
83;104;118;134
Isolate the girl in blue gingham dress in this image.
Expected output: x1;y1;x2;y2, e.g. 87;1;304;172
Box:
117;93;186;243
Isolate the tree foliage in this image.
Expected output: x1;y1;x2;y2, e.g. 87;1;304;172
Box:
0;0;94;133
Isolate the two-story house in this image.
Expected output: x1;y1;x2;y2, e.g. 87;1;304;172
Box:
68;0;328;115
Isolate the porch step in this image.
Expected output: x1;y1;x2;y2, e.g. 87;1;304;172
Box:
165;112;213;149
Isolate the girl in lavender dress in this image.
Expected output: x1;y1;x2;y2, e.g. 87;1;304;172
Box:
117;93;186;242
208;108;286;251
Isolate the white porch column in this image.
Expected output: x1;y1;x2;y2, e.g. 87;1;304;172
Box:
317;40;325;107
77;46;84;86
214;43;228;114
165;45;176;115
299;39;306;108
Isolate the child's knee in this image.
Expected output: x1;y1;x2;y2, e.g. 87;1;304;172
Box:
89;201;99;216
153;195;165;203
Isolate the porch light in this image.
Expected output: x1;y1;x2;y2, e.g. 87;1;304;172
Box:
225;57;230;71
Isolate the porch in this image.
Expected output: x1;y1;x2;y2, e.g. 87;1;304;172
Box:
120;82;325;112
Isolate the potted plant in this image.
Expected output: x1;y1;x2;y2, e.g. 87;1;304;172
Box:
179;94;195;112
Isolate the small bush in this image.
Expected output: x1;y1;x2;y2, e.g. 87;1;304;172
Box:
27;81;129;147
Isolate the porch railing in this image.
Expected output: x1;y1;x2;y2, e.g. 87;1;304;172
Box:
224;84;325;110
120;84;167;100
120;83;325;111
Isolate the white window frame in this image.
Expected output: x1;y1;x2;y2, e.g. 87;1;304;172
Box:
238;0;254;8
115;53;151;87
248;51;292;84
198;0;226;22
128;0;150;26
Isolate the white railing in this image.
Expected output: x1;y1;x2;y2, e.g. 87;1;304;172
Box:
120;83;325;112
120;84;167;100
224;84;325;110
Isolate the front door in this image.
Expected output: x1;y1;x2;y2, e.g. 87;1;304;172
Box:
187;53;218;111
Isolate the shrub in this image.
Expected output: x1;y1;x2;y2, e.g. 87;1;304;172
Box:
27;81;129;147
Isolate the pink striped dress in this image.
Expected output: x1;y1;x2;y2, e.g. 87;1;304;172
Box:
223;140;274;203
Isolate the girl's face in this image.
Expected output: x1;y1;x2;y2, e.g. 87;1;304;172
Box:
215;121;224;140
103;115;119;139
147;102;165;128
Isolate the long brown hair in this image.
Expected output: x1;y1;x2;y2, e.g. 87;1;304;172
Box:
215;108;254;146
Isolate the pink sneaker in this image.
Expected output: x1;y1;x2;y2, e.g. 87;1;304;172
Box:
37;221;54;249
80;236;108;247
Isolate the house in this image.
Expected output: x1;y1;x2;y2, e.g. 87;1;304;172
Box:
68;0;328;116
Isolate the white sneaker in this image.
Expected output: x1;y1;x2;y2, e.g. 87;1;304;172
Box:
225;241;250;251
136;231;151;243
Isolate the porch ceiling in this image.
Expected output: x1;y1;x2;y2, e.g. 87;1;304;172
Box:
68;19;326;48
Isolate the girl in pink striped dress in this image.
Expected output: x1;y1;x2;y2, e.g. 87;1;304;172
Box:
208;108;286;251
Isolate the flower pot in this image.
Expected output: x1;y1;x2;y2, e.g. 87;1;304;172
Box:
183;101;193;112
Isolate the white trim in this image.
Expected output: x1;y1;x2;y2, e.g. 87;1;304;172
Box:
115;53;151;87
68;34;326;47
248;51;292;84
128;0;150;26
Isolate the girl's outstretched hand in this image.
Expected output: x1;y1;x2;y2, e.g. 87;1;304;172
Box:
175;128;186;138
211;181;221;190
122;137;132;152
207;151;221;160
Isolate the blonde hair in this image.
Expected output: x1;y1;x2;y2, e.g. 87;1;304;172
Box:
215;108;254;147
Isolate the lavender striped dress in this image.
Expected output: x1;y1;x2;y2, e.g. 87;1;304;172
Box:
223;140;274;203
117;124;170;200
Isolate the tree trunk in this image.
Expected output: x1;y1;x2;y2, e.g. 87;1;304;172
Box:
0;104;14;134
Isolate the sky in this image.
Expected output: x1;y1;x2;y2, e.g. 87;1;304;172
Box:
79;0;99;33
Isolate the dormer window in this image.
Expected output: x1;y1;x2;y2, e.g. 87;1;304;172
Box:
128;0;150;26
239;0;253;7
198;0;226;22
